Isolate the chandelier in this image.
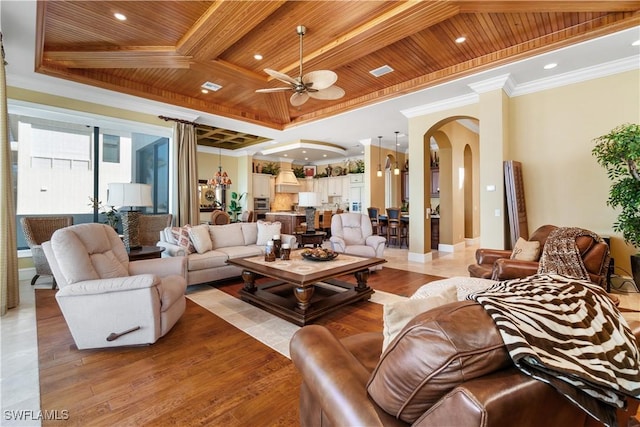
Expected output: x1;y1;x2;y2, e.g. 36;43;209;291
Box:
208;148;232;189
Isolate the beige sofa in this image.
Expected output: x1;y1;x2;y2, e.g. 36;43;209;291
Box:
157;221;297;286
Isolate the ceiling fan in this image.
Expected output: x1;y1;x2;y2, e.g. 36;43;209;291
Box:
255;25;345;107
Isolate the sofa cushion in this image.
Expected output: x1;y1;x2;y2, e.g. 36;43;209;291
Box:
209;223;245;249
170;226;195;254
367;301;511;424
187;250;229;271
510;237;540;261
256;220;282;246
241;222;258;245
217;245;263;259
187;224;212;254
382;285;457;351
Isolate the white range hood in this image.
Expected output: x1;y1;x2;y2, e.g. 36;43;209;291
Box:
275;170;300;186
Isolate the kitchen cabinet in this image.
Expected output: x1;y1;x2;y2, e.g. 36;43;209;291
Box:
341;176;351;202
431;168;439;197
327;177;342;197
253;173;274;199
313;178;329;204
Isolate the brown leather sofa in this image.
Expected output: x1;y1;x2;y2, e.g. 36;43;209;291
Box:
290;301;640;427
468;225;610;287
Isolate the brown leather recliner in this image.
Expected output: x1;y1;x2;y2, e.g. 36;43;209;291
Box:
468;225;610;287
290;302;640;427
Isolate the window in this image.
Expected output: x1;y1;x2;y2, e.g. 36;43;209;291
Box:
102;134;120;163
10;103;172;250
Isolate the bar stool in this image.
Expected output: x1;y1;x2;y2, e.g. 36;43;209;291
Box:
367;207;380;235
386;208;402;247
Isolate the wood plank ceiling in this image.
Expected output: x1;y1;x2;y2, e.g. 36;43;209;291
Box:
36;1;640;150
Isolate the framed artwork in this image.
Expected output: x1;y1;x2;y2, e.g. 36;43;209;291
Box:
303;165;316;177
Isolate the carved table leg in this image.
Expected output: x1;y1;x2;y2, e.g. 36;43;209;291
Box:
293;285;314;312
354;269;370;292
241;270;256;292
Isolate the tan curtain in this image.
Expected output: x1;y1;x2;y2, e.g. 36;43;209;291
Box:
175;122;199;226
0;32;20;315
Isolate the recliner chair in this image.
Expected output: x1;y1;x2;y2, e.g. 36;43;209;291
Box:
329;213;386;270
43;223;187;349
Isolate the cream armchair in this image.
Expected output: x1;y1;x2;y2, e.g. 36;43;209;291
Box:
329;213;386;270
43;223;187;349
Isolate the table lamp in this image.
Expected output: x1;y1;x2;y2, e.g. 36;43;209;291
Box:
107;183;153;250
298;192;320;233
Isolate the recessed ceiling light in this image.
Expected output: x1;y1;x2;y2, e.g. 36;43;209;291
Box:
254;54;263;60
201;89;208;94
323;154;327;157
633;40;640;47
114;13;127;21
284;154;288;157
544;63;558;70
302;150;306;154
304;157;309;161
455;36;466;43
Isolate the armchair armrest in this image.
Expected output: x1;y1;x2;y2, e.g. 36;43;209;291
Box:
491;258;539;280
156;241;186;257
475;248;513;265
290;325;397;427
365;235;386;251
329;236;346;253
129;256;186;279
56;274;159;297
281;233;297;248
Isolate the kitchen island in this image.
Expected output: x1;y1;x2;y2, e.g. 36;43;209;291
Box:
265;212;306;235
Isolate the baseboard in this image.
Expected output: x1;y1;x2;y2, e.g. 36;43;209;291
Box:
408;251;433;263
438;241;466;253
465;237;480;246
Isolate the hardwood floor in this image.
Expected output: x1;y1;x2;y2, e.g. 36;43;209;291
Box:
34;268;444;426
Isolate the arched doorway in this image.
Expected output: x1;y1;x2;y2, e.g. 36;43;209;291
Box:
423;118;479;252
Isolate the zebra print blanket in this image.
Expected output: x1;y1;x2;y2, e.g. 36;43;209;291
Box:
467;274;640;427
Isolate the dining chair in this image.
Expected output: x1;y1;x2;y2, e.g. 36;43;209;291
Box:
367;207;380;235
386;208;402;247
321;210;333;237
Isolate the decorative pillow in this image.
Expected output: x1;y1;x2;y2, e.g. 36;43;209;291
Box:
187;224;213;254
367;301;511;424
510;237;541;261
411;277;497;302
170;226;195;254
256;220;282;246
209;223;244;249
382;285;457;351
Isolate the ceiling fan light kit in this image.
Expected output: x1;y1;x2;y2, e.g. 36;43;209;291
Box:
256;25;345;107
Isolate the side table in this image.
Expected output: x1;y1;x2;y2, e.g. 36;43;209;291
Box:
294;231;326;248
128;246;165;261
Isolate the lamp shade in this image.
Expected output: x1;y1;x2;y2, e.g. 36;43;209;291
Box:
298;192;320;207
107;183;153;208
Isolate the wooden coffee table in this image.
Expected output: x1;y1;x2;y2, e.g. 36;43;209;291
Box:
228;251;386;325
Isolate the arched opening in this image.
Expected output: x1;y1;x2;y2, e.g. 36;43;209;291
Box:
422;117;479;252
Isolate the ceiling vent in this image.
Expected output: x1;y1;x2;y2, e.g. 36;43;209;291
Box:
369;65;394;78
201;81;223;91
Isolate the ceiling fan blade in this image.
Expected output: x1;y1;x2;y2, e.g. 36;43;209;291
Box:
290;92;309;107
308;85;345;100
264;68;298;86
255;87;292;93
302;70;337;91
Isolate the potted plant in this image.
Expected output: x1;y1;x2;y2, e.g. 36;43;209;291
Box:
592;123;640;283
89;197;120;230
228;191;246;222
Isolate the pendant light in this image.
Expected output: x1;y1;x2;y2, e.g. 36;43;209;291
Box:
377;136;383;177
393;131;400;176
208;147;232;189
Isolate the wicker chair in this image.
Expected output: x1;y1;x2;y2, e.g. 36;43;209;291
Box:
210;210;231;225
138;214;173;246
21;216;74;288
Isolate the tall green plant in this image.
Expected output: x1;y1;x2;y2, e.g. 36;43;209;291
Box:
228;191;247;222
592;123;640;249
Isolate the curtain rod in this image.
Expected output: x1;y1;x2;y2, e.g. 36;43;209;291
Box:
158;116;197;126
